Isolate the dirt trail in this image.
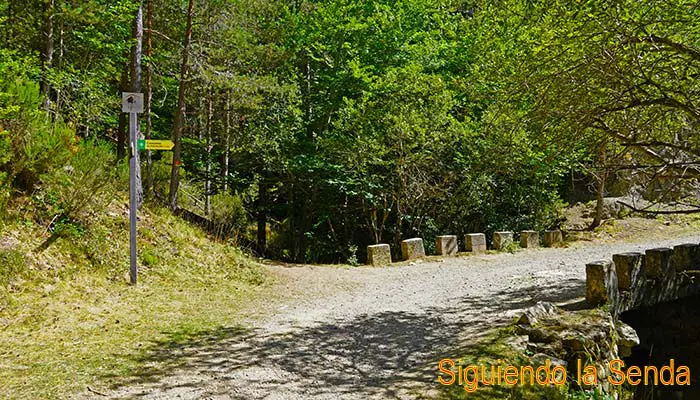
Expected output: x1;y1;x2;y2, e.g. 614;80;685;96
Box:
106;233;700;400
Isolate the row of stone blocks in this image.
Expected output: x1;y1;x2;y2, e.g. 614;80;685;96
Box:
586;243;700;317
367;230;564;266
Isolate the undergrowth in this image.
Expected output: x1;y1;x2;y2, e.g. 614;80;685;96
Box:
0;198;268;399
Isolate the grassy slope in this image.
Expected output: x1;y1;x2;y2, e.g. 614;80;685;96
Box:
0;199;268;399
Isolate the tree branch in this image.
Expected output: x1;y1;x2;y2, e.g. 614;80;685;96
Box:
617;200;700;215
626;34;700;62
601;97;700;121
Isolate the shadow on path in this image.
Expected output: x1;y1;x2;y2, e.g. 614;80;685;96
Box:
107;278;585;399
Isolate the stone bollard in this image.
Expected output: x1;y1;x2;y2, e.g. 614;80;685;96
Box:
644;248;672;278
543;230;563;247
612;253;643;291
401;238;425;261
367;244;392;267
586;260;618;307
672;244;699;272
493;231;514;251
436;235;458;256
465;233;487;253
520;231;539;248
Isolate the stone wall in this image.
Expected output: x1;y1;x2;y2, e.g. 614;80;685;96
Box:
582;243;700;398
586;242;700;318
509;242;700;398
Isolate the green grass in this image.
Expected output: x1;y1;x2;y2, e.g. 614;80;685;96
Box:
0;200;269;399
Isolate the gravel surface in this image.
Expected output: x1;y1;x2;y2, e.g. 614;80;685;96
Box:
106;233;700;400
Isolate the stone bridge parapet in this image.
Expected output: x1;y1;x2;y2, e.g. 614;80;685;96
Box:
586;243;700;317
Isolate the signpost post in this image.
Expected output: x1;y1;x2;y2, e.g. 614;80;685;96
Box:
122;93;174;285
123;93;144;285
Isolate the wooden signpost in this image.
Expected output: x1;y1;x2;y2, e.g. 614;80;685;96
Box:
122;92;173;285
123;93;143;285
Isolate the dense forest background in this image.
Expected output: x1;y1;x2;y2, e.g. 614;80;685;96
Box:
0;0;698;263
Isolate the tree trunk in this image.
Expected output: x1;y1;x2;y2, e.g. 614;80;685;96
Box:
223;91;231;193
205;92;213;216
394;143;407;254
6;0;13;44
41;0;55;112
130;3;143;92
289;180;297;260
131;1;144;210
169;0;195;211
57;10;63;70
590;176;606;230
394;203;403;256
54;7;64;119
590;141;608;230
369;207;380;244
116;61;129;161
257;177;268;256
305;61;313;138
197;95;204;212
144;0;154;196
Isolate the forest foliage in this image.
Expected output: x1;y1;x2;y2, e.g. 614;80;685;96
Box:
0;0;698;263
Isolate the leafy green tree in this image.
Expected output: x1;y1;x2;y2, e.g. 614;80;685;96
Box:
480;0;700;223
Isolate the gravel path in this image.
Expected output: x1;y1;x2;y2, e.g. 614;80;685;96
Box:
107;233;700;400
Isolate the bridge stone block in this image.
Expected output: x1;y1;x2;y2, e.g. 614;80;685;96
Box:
465;233;487;253
672;243;699;272
520;231;539;248
613;252;643;291
493;231;514;250
401;238;425;261
367;244;391;266
586;260;618;307
543;230;563;247
644;248;672;278
435;235;458;256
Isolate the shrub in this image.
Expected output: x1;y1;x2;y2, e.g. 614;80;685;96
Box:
346;244;359;266
34;140;126;228
151;152;175;200
0;76;76;192
140;248;160;267
0;249;25;286
210;193;247;240
0;173;9;222
0;128;9;216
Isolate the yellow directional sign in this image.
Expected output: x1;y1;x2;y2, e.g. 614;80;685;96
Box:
138;140;175;151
